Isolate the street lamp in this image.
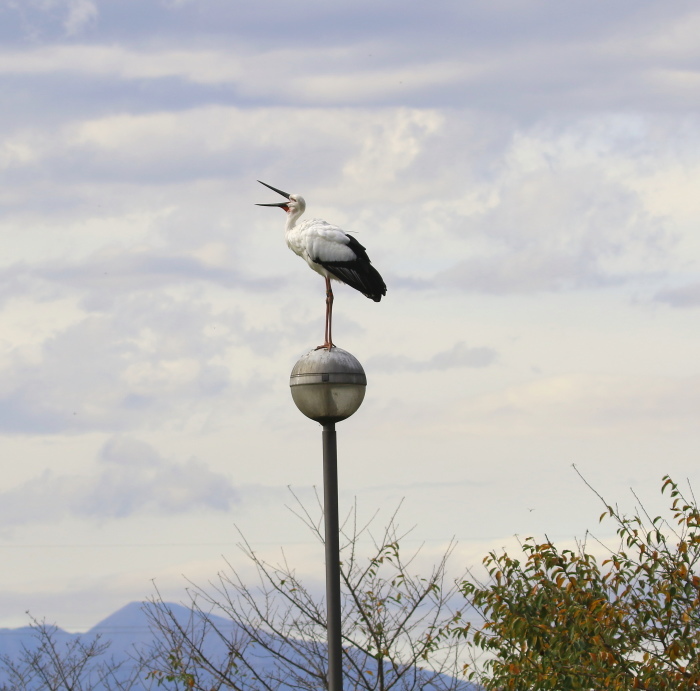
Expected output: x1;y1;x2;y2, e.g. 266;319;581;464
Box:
290;347;367;691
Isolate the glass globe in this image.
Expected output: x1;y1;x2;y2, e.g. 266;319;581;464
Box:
290;348;366;424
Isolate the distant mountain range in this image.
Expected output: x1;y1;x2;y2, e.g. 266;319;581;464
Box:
0;602;474;690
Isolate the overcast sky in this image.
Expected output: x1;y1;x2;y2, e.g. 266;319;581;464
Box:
2;0;700;630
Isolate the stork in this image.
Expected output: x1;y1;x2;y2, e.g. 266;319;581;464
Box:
256;181;386;350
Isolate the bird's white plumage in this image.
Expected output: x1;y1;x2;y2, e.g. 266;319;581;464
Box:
287;218;357;279
281;195;356;280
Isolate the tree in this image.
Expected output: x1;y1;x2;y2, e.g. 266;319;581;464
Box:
0;615;150;691
453;473;700;691
143;495;470;690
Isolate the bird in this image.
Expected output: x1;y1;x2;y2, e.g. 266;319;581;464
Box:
256;180;386;350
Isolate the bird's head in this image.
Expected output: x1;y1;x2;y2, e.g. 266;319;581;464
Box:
256;181;306;215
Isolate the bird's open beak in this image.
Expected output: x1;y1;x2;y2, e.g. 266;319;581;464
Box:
256;180;291;208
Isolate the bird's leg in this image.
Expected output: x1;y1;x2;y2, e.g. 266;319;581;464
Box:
327;279;335;348
317;277;335;350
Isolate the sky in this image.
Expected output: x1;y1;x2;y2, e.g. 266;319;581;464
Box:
2;0;700;631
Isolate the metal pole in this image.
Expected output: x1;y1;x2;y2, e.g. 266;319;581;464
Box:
322;422;343;691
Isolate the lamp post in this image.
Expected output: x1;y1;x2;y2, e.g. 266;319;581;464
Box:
290;347;367;691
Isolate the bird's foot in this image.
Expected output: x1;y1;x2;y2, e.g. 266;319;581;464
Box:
315;342;336;351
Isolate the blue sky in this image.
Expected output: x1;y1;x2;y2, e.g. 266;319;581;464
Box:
1;0;700;629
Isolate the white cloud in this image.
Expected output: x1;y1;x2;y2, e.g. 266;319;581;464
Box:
0;436;239;525
654;282;700;308
0;2;695;114
1;0;98;39
0;293;244;434
448;373;700;438
341;109;443;190
366;342;497;373
0;45;242;83
291;61;471;104
63;0;97;36
428;119;675;294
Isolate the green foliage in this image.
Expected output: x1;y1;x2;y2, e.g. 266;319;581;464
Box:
455;474;700;690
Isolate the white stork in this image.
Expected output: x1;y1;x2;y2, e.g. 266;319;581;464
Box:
256;180;386;350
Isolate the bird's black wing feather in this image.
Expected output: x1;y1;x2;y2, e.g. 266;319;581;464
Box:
315;235;387;302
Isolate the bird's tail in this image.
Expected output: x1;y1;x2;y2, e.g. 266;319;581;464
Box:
364;264;387;302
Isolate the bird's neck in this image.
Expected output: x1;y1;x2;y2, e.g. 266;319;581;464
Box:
285;209;304;230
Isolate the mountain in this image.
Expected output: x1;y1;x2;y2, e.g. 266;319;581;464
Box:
0;602;238;690
0;602;474;690
0;624;76;664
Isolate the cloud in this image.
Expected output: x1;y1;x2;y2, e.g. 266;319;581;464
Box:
64;0;98;36
35;245;280;306
0;101;682;301
1;106;435;186
452;373;700;438
0;3;698;114
0;436;239;526
0;45;242;84
0;294;248;434
0;0;98;41
654;283;700;308
441;253;623;295
431;121;675;294
366;342;497;374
